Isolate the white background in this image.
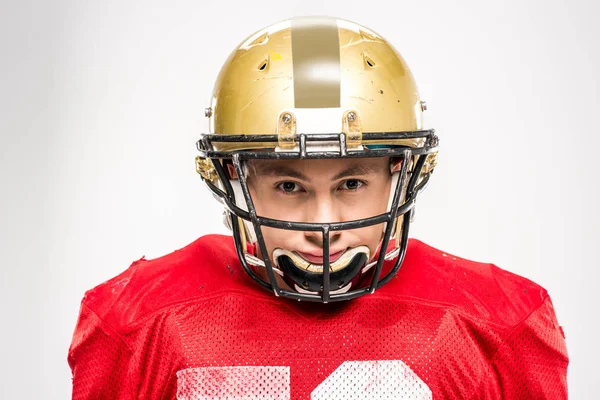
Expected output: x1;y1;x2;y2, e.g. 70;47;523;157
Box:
1;0;598;398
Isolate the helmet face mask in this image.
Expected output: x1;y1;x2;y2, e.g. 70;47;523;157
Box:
196;17;439;302
198;134;436;302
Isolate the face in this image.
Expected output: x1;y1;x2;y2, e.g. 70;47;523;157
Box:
243;157;393;277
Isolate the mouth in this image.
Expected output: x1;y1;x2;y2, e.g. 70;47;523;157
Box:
295;249;346;264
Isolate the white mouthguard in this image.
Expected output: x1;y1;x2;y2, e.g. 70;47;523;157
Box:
272;246;370;274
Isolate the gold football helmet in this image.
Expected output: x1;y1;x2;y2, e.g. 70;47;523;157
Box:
196;17;438;302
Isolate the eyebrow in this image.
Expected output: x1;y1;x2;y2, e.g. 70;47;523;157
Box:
253;165;310;180
251;162;384;182
331;164;383;181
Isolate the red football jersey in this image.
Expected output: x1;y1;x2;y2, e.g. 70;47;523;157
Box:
68;235;568;399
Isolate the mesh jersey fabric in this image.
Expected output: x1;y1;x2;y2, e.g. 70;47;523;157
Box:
68;235;568;399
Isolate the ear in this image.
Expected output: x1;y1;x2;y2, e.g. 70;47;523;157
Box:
227;163;239;179
390;158;403;173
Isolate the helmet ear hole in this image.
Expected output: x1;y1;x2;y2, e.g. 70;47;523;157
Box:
258;59;268;71
363;53;376;68
226;162;238;179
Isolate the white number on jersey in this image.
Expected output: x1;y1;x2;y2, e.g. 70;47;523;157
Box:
177;360;432;399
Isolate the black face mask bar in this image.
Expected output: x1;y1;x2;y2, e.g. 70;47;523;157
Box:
197;130;438;302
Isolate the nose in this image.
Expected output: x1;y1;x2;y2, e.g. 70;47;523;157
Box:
304;229;342;248
303;196;343;247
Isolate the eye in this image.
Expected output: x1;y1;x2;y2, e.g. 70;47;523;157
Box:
277;181;302;194
339;179;365;191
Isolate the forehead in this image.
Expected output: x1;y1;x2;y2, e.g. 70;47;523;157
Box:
247;157;390;180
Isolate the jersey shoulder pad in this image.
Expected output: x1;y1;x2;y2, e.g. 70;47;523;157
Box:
79;234;255;330
385;239;548;327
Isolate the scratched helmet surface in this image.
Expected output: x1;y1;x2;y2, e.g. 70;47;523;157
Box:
196;17;438;302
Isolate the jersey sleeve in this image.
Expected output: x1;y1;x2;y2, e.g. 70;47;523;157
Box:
68;301;134;400
484;295;569;399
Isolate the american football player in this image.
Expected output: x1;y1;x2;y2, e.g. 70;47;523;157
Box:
68;17;569;399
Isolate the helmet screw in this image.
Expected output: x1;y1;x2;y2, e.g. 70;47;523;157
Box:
347;111;356;122
282;113;292;124
204;107;212;118
420;101;427;112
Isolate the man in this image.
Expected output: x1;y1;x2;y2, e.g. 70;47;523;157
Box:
68;17;568;399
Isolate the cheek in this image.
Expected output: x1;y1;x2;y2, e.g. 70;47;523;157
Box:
248;184;274;217
248;184;304;221
378;180;393;210
364;224;386;256
341;192;389;220
257;226;302;257
343;223;385;261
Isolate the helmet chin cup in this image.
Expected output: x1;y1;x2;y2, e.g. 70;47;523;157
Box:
274;247;369;293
